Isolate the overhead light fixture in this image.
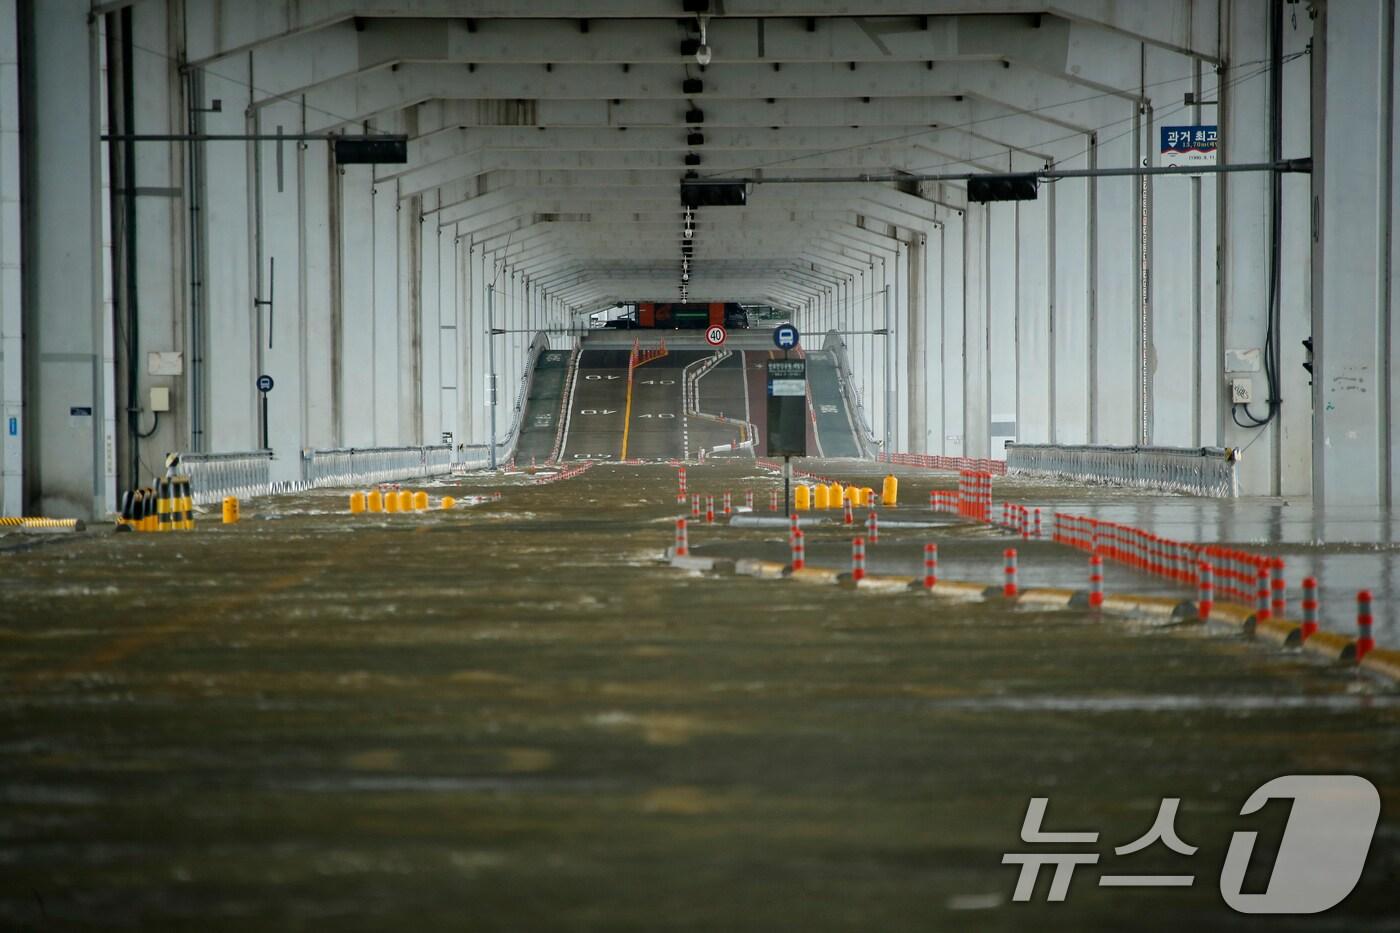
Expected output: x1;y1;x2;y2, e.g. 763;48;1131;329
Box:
684;226;694;238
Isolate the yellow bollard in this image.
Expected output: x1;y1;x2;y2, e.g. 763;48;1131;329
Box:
794;484;811;511
440;496;456;510
862;487;875;507
143;489;159;531
398;490;414;512
367;490;383;513
844;485;860;505
813;483;830;510
412;491;429;511
384;492;399;513
882;474;899;508
222;496;239;524
829;482;843;508
179;478;194;530
350;491;366;514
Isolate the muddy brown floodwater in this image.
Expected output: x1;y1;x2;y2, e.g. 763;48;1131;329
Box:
1;462;1398;931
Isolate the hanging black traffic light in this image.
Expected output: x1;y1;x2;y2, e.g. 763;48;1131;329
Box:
967;173;1039;203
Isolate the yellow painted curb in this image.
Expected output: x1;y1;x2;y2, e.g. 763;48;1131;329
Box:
1016;588;1079;610
735;559;787;579
923;580;990;601
1304;629;1354;661
1100;594;1196;620
856;574;915;593
1207;602;1254;626
788;567;840;585
1247;616;1300;646
1361;648;1400;681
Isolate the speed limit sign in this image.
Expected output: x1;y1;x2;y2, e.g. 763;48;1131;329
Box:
705;324;727;347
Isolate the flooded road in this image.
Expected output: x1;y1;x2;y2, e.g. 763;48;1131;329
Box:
1;462;1398;930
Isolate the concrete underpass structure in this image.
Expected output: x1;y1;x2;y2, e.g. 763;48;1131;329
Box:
1;0;1397;515
6;3;1400;929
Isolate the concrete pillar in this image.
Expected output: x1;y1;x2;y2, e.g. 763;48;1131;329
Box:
398;188;422;445
1051;161;1091;444
201;55;256;452
964;204;990;458
371;175;398;443
302;139;335;449
924;227;945;455
941;212;966;457
906;234;926;453
1313;0;1398;506
420;193;442;444
0;0;21;514
339;165;375;446
256;99;304;481
115;2;185;488
1016;196;1052;444
987;203;1018;458
20;0;111;518
1094;107;1139;445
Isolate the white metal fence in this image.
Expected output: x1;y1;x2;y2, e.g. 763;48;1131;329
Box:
172;445;458;506
171;451;275;506
301;446;454;488
1005;443;1240;497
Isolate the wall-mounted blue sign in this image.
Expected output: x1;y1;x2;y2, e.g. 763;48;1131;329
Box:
1161;125;1218;167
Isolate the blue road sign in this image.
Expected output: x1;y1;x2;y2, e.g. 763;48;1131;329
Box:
7;417;15;437
256;374;274;393
773;323;800;350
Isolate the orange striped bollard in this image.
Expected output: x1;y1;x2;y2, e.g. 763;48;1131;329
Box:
1356;591;1375;662
705;496;715;525
1198;561;1214;620
843;497;854;526
1270;558;1286;619
1034;508;1042;540
691;494;701;519
851;537;866;582
770;489;779;512
1088;555;1104;609
674;518;689;557
723;491;732;516
1300;576;1319;642
1254;565;1272;622
1003;548;1018;598
790;513;800;543
923;543;938;591
745;490;754;511
790;530;805;571
867;510;878;544
928;491;936;512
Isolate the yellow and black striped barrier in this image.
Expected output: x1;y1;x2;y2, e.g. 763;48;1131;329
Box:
116;475;196;532
0;516;85;532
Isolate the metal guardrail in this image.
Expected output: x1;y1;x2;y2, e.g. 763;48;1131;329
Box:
169;451;274;506
879;452;1008;476
821;330;878;458
1005;443;1240;497
301;446;454;488
171;446;458;506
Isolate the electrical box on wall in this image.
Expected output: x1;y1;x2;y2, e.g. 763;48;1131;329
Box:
1230;378;1253;405
149;386;171;413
